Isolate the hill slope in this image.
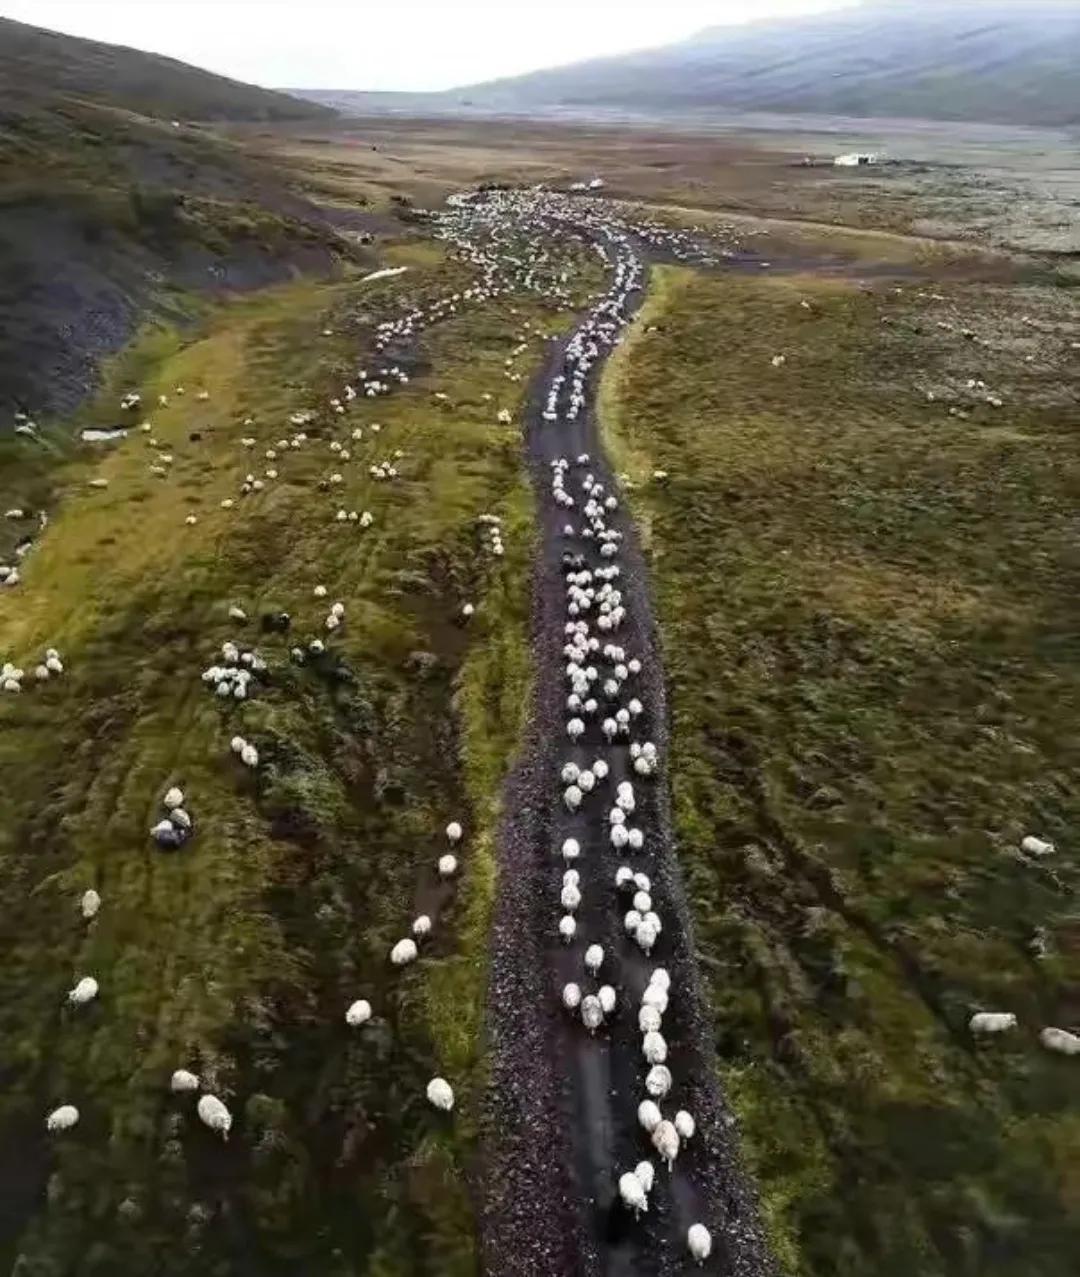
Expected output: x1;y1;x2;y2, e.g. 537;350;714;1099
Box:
0;21;354;422
0;16;331;122
300;2;1080;128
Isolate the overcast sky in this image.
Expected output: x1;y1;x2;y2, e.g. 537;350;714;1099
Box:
0;0;861;91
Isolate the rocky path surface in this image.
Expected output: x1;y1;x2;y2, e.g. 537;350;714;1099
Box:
438;192;777;1277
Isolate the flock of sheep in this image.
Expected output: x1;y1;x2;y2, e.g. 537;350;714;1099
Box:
10;178;1075;1272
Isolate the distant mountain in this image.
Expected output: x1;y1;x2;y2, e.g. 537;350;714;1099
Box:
297;2;1080;128
0;16;332;121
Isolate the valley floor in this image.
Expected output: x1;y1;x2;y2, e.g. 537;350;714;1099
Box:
2;118;1078;1277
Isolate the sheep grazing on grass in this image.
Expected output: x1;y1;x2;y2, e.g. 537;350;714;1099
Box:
46;1105;79;1132
68;976;98;1006
197;1094;232;1139
618;1170;648;1217
153;786;194;849
446;821;463;844
80;889;101;920
1021;835;1055;857
674;1110;695;1141
345;1000;372;1027
970;1012;1017;1035
438;854;458;878
170;1069;200;1093
426;1077;454;1111
390;938;418;967
1040;1026;1080;1056
412;914;432;938
687;1223;712;1263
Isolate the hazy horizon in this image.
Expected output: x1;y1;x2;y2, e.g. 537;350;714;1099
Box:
0;0;862;92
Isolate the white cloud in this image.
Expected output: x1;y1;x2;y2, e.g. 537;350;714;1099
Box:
0;0;860;91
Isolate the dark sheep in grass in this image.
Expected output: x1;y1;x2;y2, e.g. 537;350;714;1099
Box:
261;611;290;634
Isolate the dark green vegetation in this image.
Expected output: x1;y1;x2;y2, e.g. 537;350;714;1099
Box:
0;249;588;1273
601;260;1080;1276
302;2;1080;129
0;17;330;122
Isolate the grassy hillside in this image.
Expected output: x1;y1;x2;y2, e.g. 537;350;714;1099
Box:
0;17;331;123
0;87;363;422
0;243;593;1273
600;257;1080;1275
322;2;1080;128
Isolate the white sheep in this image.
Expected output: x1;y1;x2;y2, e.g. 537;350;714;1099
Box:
170;1069;200;1092
427;1077;455;1110
240;743;259;768
46;1105;79;1132
675;1110;696;1141
634;1160;655;1195
561;882;582;912
412;915;432;938
1021;835;1055;857
68;976;99;1006
438;854;458;877
652;1119;679;1170
642;983;669;1015
197;1094;232;1139
618;1170;648;1216
446;821;463;843
970;1012;1017;1035
584;943;604;976
561;837;580;863
163;786;184;810
643;1031;667;1065
687;1223;712;1263
581;995;604;1033
559;914;577;943
80;889;101;920
646;1065;672;1098
346;999;372;1027
639;1004;662;1034
637;1099;662;1133
1040;1026;1080;1056
598;985;616;1015
390;938;418;966
563;982;582;1010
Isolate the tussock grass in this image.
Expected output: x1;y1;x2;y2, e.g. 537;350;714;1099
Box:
602;263;1080;1277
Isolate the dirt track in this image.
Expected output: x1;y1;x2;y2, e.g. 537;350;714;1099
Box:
480;207;777;1277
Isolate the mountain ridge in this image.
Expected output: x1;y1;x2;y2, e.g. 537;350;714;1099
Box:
294;3;1080;128
0;16;332;122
